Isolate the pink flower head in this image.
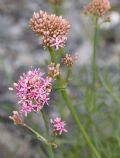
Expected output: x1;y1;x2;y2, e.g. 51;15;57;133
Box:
14;69;52;116
29;11;70;50
50;117;67;135
84;0;111;17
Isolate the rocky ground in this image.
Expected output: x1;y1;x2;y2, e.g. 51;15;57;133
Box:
0;0;120;157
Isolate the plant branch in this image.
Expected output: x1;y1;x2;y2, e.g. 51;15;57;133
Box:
48;48;101;158
23;123;48;145
91;17;99;109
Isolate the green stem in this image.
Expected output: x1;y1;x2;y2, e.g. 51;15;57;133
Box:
41;110;49;137
51;4;60;15
91;17;99;109
41;110;55;158
65;67;72;84
23;123;48;145
49;47;57;63
48;48;101;158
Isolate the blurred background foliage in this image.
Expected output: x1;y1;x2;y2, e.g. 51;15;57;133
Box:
0;0;120;157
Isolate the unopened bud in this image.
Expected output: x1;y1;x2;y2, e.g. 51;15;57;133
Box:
9;111;23;125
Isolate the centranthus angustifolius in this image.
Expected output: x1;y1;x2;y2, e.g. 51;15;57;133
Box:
9;0;112;157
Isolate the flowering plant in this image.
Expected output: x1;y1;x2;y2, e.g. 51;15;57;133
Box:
9;1;112;158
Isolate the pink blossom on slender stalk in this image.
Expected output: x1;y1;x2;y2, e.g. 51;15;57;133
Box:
11;69;52;116
29;10;70;50
83;0;111;17
50;117;67;135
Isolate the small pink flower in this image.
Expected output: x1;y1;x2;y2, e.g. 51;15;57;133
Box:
50;117;67;135
13;69;52;116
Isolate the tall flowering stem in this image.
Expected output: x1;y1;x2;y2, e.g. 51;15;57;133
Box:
91;17;99;109
48;48;101;158
30;10;101;158
83;0;111;109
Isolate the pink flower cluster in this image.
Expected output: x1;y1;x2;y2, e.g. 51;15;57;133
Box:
50;117;67;135
84;0;111;17
14;69;52;116
29;11;70;50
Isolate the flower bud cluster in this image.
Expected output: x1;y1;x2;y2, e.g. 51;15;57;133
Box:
30;11;70;50
48;63;60;78
62;53;78;67
9;111;23;125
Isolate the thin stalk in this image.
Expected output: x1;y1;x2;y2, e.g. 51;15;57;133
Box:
41;110;49;137
91;17;99;109
51;4;60;15
41;110;55;158
48;48;101;158
23;123;48;145
65;67;72;84
49;47;57;63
